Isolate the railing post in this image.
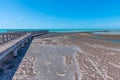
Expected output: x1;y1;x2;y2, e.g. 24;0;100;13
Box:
10;33;13;40
0;31;29;44
6;34;8;41
2;34;5;43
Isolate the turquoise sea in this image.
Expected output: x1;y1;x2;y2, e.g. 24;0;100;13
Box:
0;29;120;34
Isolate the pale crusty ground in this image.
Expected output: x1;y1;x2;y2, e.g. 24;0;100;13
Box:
13;33;120;80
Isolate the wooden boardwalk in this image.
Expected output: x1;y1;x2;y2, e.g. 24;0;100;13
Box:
0;30;49;60
0;30;49;79
0;32;26;44
0;33;31;53
0;33;32;60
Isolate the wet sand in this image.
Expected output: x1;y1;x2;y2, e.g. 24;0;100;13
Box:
2;32;120;80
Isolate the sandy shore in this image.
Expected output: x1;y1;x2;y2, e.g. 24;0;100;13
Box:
1;32;120;80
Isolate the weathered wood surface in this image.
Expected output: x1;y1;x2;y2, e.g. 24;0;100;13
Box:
32;30;49;37
0;32;26;44
0;31;50;79
0;30;49;55
0;33;31;60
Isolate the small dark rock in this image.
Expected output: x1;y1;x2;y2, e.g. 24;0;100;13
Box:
7;65;15;70
0;68;4;77
3;60;14;65
13;56;18;58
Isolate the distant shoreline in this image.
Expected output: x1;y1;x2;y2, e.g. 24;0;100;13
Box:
0;29;120;35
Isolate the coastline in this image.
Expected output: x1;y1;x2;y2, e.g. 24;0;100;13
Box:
0;29;120;34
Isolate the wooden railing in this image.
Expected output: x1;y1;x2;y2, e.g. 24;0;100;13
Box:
31;30;49;37
0;30;49;44
0;32;26;44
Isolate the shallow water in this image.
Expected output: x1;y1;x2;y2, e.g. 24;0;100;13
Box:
0;29;120;33
93;36;120;43
93;31;120;35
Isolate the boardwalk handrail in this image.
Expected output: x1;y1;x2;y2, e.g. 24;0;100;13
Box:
0;32;26;44
0;30;49;44
0;33;31;60
0;30;49;60
31;30;49;37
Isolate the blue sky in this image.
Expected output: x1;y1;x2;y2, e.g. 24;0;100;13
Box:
0;0;120;29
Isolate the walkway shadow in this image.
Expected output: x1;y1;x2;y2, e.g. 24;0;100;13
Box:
0;39;33;80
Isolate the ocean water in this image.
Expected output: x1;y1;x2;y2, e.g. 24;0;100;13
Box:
93;31;120;35
0;29;120;34
0;29;112;32
49;29;103;32
0;29;8;33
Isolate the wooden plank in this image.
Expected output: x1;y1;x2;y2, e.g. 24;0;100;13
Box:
0;33;32;60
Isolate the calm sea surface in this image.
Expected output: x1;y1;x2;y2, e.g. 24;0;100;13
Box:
0;29;120;34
